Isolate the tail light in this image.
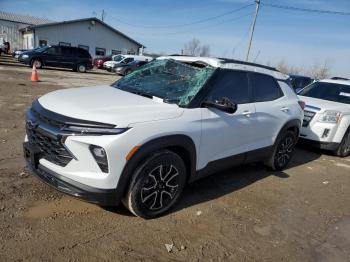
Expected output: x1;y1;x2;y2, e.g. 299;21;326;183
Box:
298;100;305;110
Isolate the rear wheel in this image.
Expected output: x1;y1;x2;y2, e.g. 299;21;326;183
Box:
266;130;297;171
31;59;42;69
123;150;186;219
77;64;86;73
334;128;350;157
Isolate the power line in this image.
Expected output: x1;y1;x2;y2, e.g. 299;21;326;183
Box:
262;3;350;16
107;3;254;29
119;11;252;37
155;12;253;36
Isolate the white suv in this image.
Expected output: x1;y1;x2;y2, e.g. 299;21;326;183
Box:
298;78;350;157
23;56;303;218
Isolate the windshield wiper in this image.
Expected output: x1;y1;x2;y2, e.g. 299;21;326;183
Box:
118;85;155;99
129;90;153;99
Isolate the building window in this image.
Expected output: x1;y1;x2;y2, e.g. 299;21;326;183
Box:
39;40;47;47
111;50;121;55
95;47;106;56
78;44;89;51
59;42;71;46
127;50;136;55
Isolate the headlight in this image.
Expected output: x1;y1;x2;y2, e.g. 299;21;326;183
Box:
22;54;29;58
318;111;342;123
62;125;129;135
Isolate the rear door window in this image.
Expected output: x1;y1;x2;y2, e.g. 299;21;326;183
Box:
46;46;61;55
250;73;282;102
206;70;250;104
61;46;73;57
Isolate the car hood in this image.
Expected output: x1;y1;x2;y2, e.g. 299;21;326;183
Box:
21;51;35;56
38;86;184;127
298;95;350;113
104;61;121;66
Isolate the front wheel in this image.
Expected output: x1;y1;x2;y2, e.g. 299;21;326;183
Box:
123;150;187;219
31;59;42;69
265;130;297;171
334;128;350;157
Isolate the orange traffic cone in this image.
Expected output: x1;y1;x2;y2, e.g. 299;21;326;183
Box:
31;64;39;82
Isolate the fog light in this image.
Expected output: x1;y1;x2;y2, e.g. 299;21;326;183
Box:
89;145;109;173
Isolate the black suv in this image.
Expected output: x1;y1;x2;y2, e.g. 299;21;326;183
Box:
18;45;93;73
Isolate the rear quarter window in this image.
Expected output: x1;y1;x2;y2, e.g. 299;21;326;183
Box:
76;48;91;58
250;73;283;102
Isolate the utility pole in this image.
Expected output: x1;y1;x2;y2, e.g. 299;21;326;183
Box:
246;0;260;62
101;9;106;22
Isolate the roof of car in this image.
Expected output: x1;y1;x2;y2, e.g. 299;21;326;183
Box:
158;56;289;80
319;79;350;86
289;74;312;79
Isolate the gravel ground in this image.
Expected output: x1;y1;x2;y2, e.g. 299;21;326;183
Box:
0;55;349;262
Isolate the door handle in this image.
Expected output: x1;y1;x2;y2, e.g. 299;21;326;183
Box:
280;107;289;112
242;111;252;117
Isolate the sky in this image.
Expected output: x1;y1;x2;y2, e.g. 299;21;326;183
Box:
1;0;349;77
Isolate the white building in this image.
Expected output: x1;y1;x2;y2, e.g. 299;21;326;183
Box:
0;11;144;57
0;11;52;50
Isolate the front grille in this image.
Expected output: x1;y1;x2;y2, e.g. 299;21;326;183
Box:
303;110;316;127
31;108;65;129
26;121;73;167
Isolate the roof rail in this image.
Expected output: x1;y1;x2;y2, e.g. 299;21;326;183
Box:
219;58;279;72
169;54;191;57
331;77;349;81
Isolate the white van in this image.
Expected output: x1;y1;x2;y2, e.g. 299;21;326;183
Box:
103;54;153;71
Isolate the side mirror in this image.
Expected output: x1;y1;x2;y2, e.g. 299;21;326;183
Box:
202;97;237;114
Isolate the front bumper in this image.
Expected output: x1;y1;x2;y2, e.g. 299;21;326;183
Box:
298;138;339;151
24;141;119;206
18;56;30;64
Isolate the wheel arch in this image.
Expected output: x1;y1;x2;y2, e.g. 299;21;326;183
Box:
115;134;197;202
275;119;301;145
30;57;44;66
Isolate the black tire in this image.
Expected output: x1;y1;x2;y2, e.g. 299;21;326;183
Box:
124;69;132;75
123;150;187;219
265;130;297;171
31;59;42;69
334;128;350;157
77;64;86;73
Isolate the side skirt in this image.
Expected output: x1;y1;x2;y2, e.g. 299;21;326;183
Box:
189;145;274;183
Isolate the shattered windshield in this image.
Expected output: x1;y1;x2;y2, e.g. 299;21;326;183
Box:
111;59;215;106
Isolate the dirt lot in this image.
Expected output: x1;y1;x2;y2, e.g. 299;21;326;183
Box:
0;55;350;262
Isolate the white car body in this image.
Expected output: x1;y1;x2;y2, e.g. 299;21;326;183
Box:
103;54;153;69
24;56;303;216
298;79;350;152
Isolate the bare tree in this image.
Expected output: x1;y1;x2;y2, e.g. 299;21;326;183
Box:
276;59;303;75
183;38;210;57
199;44;210;57
308;60;330;80
274;59;331;80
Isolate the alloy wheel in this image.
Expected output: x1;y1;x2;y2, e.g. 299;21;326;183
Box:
78;65;86;72
140;165;179;211
33;60;41;68
276;135;294;167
